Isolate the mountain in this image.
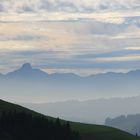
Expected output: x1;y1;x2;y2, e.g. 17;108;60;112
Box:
127;69;140;77
6;63;49;80
3;63;140;82
5;63;140;80
105;114;140;135
0;63;140;102
0;99;139;140
5;63;81;83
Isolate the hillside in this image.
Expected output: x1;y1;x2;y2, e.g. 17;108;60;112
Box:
0;99;79;140
0;99;139;140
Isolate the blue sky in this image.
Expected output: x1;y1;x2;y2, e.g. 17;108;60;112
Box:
0;0;140;76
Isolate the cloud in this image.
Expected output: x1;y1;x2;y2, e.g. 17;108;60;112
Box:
125;47;140;50
0;4;5;12
96;55;140;62
0;0;140;25
0;0;140;13
42;0;140;12
0;1;140;75
0;45;140;75
0;34;44;41
38;0;78;12
76;50;140;59
17;5;34;13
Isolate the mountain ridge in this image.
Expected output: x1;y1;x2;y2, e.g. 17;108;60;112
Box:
0;63;140;103
6;63;49;80
1;63;140;78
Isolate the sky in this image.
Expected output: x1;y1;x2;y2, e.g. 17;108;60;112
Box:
0;0;140;76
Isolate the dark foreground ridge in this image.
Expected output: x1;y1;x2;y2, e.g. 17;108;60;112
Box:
0;111;80;140
0;99;139;140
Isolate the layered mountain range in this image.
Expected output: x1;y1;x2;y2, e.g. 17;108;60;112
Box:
0;63;140;103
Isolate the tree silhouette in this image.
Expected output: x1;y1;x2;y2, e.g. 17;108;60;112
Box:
0;111;80;140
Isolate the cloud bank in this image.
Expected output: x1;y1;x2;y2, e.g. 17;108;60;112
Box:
0;0;140;13
0;0;140;75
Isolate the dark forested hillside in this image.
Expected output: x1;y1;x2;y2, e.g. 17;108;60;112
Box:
0;111;80;140
0;99;139;140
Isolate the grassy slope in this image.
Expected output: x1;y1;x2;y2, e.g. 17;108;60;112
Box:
0;99;139;140
71;122;139;140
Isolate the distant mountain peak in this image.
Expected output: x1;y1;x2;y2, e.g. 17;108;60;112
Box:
21;63;32;70
6;63;49;80
127;69;140;76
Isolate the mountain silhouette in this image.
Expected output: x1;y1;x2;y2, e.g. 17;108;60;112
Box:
21;63;32;69
5;63;81;82
127;69;140;77
6;63;48;80
0;63;140;103
105;113;140;135
4;63;140;80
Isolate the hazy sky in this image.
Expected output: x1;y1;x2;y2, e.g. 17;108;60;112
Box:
0;0;140;76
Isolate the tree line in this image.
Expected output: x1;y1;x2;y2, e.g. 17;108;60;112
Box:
0;111;80;140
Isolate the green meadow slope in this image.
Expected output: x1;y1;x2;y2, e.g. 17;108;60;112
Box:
71;122;139;140
0;99;139;140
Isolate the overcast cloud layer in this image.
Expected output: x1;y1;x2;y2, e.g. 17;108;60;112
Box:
0;0;140;13
0;0;140;75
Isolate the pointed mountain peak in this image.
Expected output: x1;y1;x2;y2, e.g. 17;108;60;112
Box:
21;63;32;70
6;63;49;79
